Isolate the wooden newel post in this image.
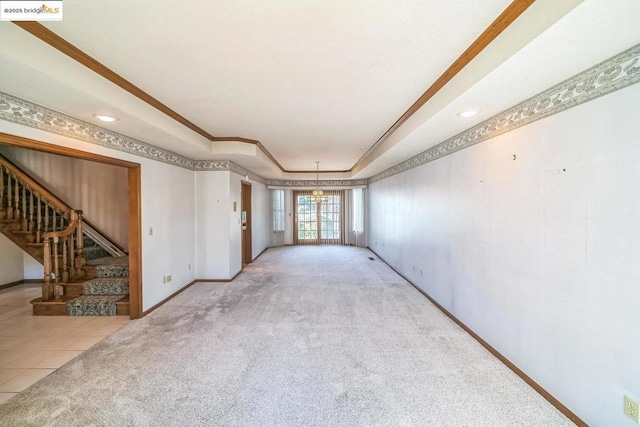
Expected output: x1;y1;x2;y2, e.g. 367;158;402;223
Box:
75;210;86;268
42;210;78;299
43;237;53;301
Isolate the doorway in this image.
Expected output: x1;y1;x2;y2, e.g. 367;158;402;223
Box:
241;181;252;267
0;132;142;319
293;190;343;245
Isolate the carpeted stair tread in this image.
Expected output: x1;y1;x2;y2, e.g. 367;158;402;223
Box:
83;278;129;295
87;256;129;266
83;246;110;261
66;295;126;316
95;264;129;278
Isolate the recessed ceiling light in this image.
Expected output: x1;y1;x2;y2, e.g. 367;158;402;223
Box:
93;114;119;123
457;109;479;118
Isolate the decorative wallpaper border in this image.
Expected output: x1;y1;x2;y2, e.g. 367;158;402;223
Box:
3;43;639;187
369;43;640;183
193;160;265;183
0;91;265;183
0;91;196;169
266;179;368;187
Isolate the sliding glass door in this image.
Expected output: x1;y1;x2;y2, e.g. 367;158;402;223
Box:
294;191;343;245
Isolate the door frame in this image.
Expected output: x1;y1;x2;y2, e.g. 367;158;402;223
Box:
0;132;143;319
241;181;252;266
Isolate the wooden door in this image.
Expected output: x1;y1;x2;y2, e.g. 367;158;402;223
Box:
241;181;252;266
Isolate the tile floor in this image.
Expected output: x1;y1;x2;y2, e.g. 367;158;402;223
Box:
0;282;130;404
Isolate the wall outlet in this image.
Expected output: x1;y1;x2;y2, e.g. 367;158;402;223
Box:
167;275;172;283
188;264;191;271
625;395;640;423
149;227;153;236
162;275;166;284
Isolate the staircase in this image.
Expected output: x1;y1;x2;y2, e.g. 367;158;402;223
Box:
0;153;129;316
66;257;130;316
29;256;130;316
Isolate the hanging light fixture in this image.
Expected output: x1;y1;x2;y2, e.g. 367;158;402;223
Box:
310;161;328;204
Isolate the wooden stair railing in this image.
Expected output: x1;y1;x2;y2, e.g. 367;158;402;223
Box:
0;153;124;301
0;154;126;257
42;210;80;301
0;156;73;237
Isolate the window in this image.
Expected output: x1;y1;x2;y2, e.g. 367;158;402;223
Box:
320;194;341;240
272;190;285;232
296;195;318;240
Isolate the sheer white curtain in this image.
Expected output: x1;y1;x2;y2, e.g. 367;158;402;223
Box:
343;188;367;247
269;189;286;247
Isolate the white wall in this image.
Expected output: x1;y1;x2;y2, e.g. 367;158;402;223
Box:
141;159;195;310
195;172;270;280
0;146;129;250
0;121;196;312
229;175;242;276
23;253;42;280
368;84;640;426
248;178;269;260
195;171;232;279
0;233;24;285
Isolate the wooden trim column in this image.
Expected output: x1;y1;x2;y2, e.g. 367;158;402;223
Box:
241;181;252;267
128;166;142;319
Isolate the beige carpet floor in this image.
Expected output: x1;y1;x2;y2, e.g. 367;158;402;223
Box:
0;246;572;426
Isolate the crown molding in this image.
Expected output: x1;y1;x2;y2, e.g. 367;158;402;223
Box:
14;1;533;175
353;0;535;171
13;21;216;143
369;43;640;184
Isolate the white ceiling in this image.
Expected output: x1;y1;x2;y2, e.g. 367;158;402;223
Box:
0;0;639;180
356;0;640;178
41;0;512;172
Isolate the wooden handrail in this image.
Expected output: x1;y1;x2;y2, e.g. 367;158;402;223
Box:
43;210;78;240
0;153;73;216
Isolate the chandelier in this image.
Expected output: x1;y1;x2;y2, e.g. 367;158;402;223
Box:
309;161;328;204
